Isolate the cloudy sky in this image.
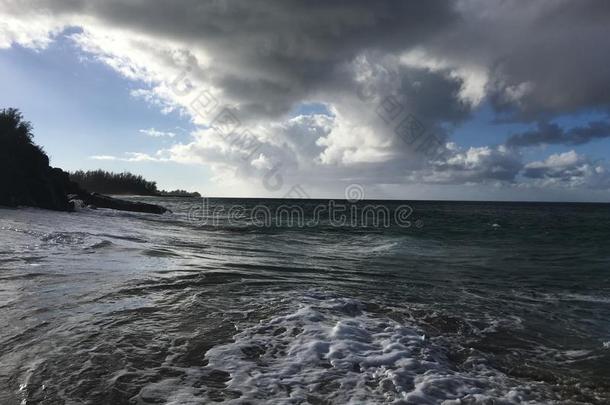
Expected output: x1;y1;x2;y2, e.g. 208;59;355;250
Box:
1;0;610;201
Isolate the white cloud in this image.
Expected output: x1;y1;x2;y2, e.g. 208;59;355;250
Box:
90;152;168;162
139;128;176;138
523;151;610;189
408;144;522;185
525;150;581;170
0;13;66;49
251;153;272;170
90;155;118;161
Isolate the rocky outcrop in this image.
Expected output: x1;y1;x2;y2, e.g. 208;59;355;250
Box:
0;161;77;212
0;108;168;215
68;192;168;215
2;162;169;214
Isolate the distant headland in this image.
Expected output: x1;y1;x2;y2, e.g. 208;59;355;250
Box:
69;170;201;198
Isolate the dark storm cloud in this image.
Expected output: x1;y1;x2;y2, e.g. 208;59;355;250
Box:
397;66;471;127
492;1;610;117
10;0;458;121
507;121;610;148
9;0;610;124
421;0;610;119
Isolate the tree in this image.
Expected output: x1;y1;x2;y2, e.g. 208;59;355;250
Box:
0;108;73;210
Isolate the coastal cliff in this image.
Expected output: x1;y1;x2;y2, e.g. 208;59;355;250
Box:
0;108;168;214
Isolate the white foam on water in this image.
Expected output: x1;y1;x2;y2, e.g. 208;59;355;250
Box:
132;294;555;404
370;241;400;253
558;293;610;304
17;358;46;405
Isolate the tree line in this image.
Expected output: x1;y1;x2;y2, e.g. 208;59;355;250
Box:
70;170;158;195
69;170;200;197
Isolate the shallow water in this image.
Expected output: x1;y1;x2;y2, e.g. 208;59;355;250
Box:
0;198;609;404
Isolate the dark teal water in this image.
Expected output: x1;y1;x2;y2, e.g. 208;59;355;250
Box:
0;199;609;404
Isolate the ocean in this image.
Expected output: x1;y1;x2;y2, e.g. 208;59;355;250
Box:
0;198;609;404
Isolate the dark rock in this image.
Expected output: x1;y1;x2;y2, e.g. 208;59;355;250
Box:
78;193;168;215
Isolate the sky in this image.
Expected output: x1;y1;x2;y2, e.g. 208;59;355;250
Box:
1;0;610;201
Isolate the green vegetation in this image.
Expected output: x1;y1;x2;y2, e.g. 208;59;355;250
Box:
0;108;77;210
69;170;201;197
157;189;202;197
70;170;159;196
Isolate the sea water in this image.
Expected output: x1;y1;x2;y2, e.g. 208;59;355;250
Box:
0;198;609;404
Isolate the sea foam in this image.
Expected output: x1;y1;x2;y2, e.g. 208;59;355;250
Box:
135;293;552;404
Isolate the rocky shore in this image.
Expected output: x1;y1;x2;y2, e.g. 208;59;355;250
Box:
2;163;169;215
68;192;168;215
0;108;168;214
